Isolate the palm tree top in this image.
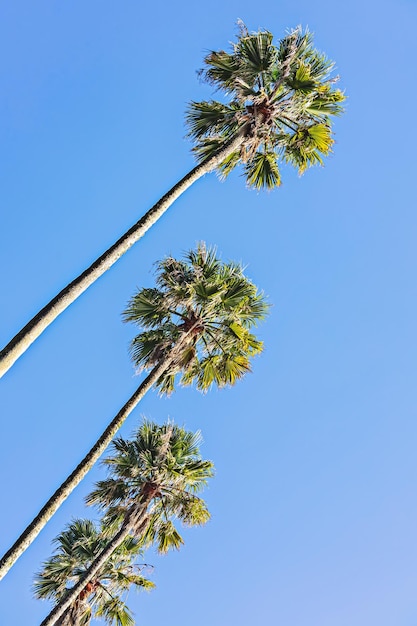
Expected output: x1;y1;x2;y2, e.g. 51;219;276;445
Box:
87;421;214;553
187;22;345;189
34;518;153;626
123;243;268;393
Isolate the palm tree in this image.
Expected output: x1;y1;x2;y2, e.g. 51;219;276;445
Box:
187;22;345;188
0;24;344;378
123;243;267;394
39;421;213;626
34;518;154;626
0;244;266;579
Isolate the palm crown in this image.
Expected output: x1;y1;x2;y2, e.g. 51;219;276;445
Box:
123;244;268;393
36;423;212;626
34;519;153;626
187;23;345;189
86;421;214;554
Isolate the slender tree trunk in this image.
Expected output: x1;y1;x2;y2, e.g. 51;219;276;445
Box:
0;359;169;580
40;503;151;626
0;132;245;378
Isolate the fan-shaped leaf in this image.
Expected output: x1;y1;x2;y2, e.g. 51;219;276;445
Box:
244;152;281;189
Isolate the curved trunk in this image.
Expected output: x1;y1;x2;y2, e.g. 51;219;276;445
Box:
40;504;151;626
0;132;245;378
0;358;170;580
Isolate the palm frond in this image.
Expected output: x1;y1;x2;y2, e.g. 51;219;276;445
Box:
84;421;213;559
186;101;241;140
199;49;240;91
123;244;267;394
187;24;344;187
95;597;135;626
176;495;211;526
34;518;152;624
237;31;276;82
122;288;171;328
284;123;334;173
154;520;184;554
244;151;281;189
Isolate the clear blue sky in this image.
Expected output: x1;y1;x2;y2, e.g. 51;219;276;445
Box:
1;1;417;624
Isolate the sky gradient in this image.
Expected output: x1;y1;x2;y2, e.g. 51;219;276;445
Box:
1;1;417;624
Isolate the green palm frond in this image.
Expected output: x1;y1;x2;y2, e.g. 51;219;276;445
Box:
50;423;212;623
86;478;130;511
123;244;267;393
287;63;316;92
301;47;335;81
218;149;241;179
199;49;240;91
129;325;179;369
284;123;334;173
237;31;277;85
187;23;344;188
192;136;228;161
154;520;184;554
34;519;152;624
157;372;176;395
175;495;211;526
228;322;263;354
95;423;213;490
86;421;213;558
220;353;252;385
306;87;345;118
122;288;171;328
186;101;242;140
244;151;281;189
182;350;252;391
95;597;135;626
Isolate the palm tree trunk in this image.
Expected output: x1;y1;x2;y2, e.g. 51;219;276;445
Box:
0;359;169;580
0;132;246;378
40;504;151;626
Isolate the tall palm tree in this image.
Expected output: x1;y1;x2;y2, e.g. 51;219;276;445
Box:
0;244;266;579
123;243;267;394
0;24;344;378
39;421;213;626
34;519;154;626
187;22;345;188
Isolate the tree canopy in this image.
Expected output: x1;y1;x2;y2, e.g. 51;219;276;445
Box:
187;23;344;188
123;243;268;393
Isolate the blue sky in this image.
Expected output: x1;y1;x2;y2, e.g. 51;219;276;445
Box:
1;0;417;624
